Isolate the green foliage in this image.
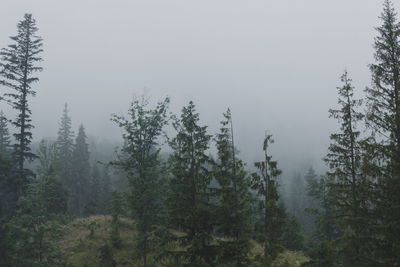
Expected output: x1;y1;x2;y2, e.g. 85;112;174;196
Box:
213;108;254;266
6;175;68;266
55;104;75;202
251;133;285;265
109;192;124;248
364;1;400;264
0;111;11;157
111;96;169;266
0;14;43;198
323;71;373;265
166;101;217;267
37;139;58;176
85;163;102;216
281;215;304;251
98;244;117;267
70;124;91;216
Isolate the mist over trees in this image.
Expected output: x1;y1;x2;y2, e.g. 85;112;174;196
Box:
1;1;400;266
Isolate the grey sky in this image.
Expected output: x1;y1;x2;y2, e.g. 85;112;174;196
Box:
1;0;397;176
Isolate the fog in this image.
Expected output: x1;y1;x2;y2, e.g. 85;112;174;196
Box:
1;0;396;176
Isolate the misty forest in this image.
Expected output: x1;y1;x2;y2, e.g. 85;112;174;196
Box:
1;1;400;267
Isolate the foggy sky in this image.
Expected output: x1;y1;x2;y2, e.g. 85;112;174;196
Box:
1;0;397;177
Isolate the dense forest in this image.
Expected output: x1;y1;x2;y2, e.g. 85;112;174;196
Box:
0;1;400;266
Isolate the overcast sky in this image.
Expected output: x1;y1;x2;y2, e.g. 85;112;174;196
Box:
1;0;398;176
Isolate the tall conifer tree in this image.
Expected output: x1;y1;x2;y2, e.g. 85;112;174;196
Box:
0;14;43;198
325;71;371;265
213;109;253;266
251;133;284;266
55;104;74;190
71;124;90;216
364;1;400;264
167;101;216;267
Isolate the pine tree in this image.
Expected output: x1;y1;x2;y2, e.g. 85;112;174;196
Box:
325;71;372;265
213;108;253;267
167;101;216;267
0;111;11;157
71;124;91;216
364;1;400;264
111;96;169;267
0;14;43;198
55;103;74;192
251;133;284;266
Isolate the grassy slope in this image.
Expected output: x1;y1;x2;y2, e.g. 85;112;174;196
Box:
60;216;309;267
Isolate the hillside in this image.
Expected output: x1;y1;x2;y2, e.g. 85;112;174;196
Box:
60;216;309;267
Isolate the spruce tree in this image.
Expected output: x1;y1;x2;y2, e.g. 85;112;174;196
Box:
167;101;216;267
111;96;169;267
71;124;91;216
364;1;400;264
0;14;43;198
325;71;371;265
251;133;284;266
213;108;253;267
55;104;74;191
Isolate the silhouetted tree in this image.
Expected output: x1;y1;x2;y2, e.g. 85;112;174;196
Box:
0;13;43;198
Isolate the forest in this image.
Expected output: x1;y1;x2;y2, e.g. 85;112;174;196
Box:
0;0;400;266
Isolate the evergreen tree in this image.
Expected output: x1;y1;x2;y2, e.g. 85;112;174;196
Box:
0;14;43;198
37;139;57;176
281;214;304;251
7;175;67;266
325;71;372;265
302;167;319;238
364;1;400;264
251;133;284;266
71;124;91;216
0;111;11;157
86;162;101;215
167;101;216;267
213;108;253;266
305;174;340;266
0;115;13;265
111;96;169;267
55;104;74;192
